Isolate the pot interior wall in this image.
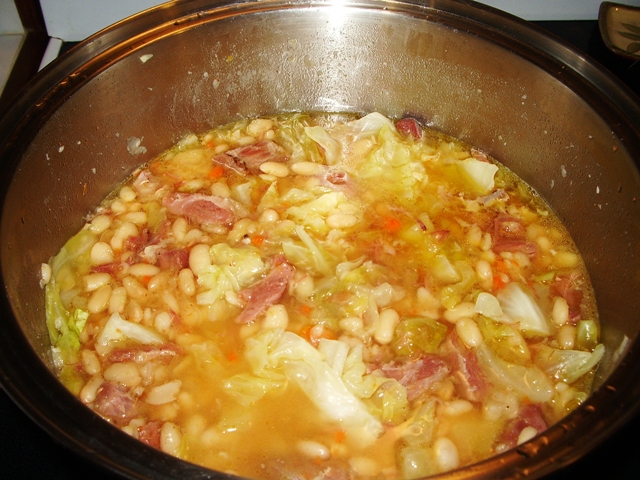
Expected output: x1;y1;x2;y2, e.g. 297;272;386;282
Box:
2;0;640;411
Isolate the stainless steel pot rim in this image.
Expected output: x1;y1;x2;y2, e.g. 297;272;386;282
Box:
1;2;639;479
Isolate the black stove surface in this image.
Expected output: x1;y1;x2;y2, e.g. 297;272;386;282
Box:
1;19;639;480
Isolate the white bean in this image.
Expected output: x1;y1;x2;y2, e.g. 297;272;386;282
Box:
246;118;274;136
109;286;127;314
211;181;231;198
557;325;576;350
87;284;112;314
258;208;279;223
122;211;148;225
90;242;115;266
162;291;180;314
262;304;289;330
110;221;138;251
442;399;474;416
339;316;364;334
374;308;400;345
455;317;483;348
147;380;182;405
443;302;475;323
83;272;112;292
127;263;161;278
259;161;289;177
178;268;196;296
172;217;188;242
81;349;101;376
554;251;579;268
552;296;569;326
122;276;148;300
155;311;174;333
326;213;358;229
160;422;182;456
297;440;330;460
119;185;137;202
433;437;460;471
517;426;539;445
475;259;493;290
294;275;314;300
103;362;142;389
89;214;112;234
290;161;324;176
189;244;211;275
79;374;104;404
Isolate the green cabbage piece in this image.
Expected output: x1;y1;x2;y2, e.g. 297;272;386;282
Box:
476;316;531;364
45;226;96;368
275;114;324;164
96;312;165;349
391;317;448;357
534;343;605;384
209;244;266;287
235;329;384;446
476;344;554;403
497;282;551;337
282;225;336;276
455;157;499;195
577;319;599;350
286;191;347;235
196;244;267;305
304;125;342;165
357;125;425;201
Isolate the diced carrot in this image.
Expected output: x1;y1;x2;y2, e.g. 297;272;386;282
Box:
334;429;346;443
384;216;402;232
205;141;215;149
299;304;313;316
227;350;238;362
141;275;152;286
493;274;506;291
208;165;224;179
251;235;265;246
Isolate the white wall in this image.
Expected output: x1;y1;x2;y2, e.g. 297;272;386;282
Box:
478;0;640;21
38;0;640;42
0;0;23;34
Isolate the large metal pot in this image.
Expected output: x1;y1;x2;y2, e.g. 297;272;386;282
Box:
1;1;640;478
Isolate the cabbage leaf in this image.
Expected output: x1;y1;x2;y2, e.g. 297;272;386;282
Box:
237;329;384;446
476;344;554;403
497;282;550;337
534;343;605;384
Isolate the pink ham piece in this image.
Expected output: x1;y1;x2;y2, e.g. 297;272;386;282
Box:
93;381;138;427
214;140;287;175
380;354;450;402
137;421;162;449
396;117;423;139
157;248;190;271
496;403;548;450
107;344;182;364
236;262;294;324
492;214;538;258
445;333;488;402
163;192;235;225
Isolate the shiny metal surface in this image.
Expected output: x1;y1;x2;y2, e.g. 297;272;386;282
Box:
1;1;640;479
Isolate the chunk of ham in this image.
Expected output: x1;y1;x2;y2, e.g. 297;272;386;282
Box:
213;140;287;175
163;192;236;225
157;248;190;271
444;333;488;402
551;271;584;324
107;344;182;364
492;214;537;258
236;261;294;324
495;403;548;450
395;117;423;139
93;381;138;427
137;421;162;449
380;354;450;402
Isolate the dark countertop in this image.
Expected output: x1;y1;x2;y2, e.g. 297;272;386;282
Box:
1;19;639;480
